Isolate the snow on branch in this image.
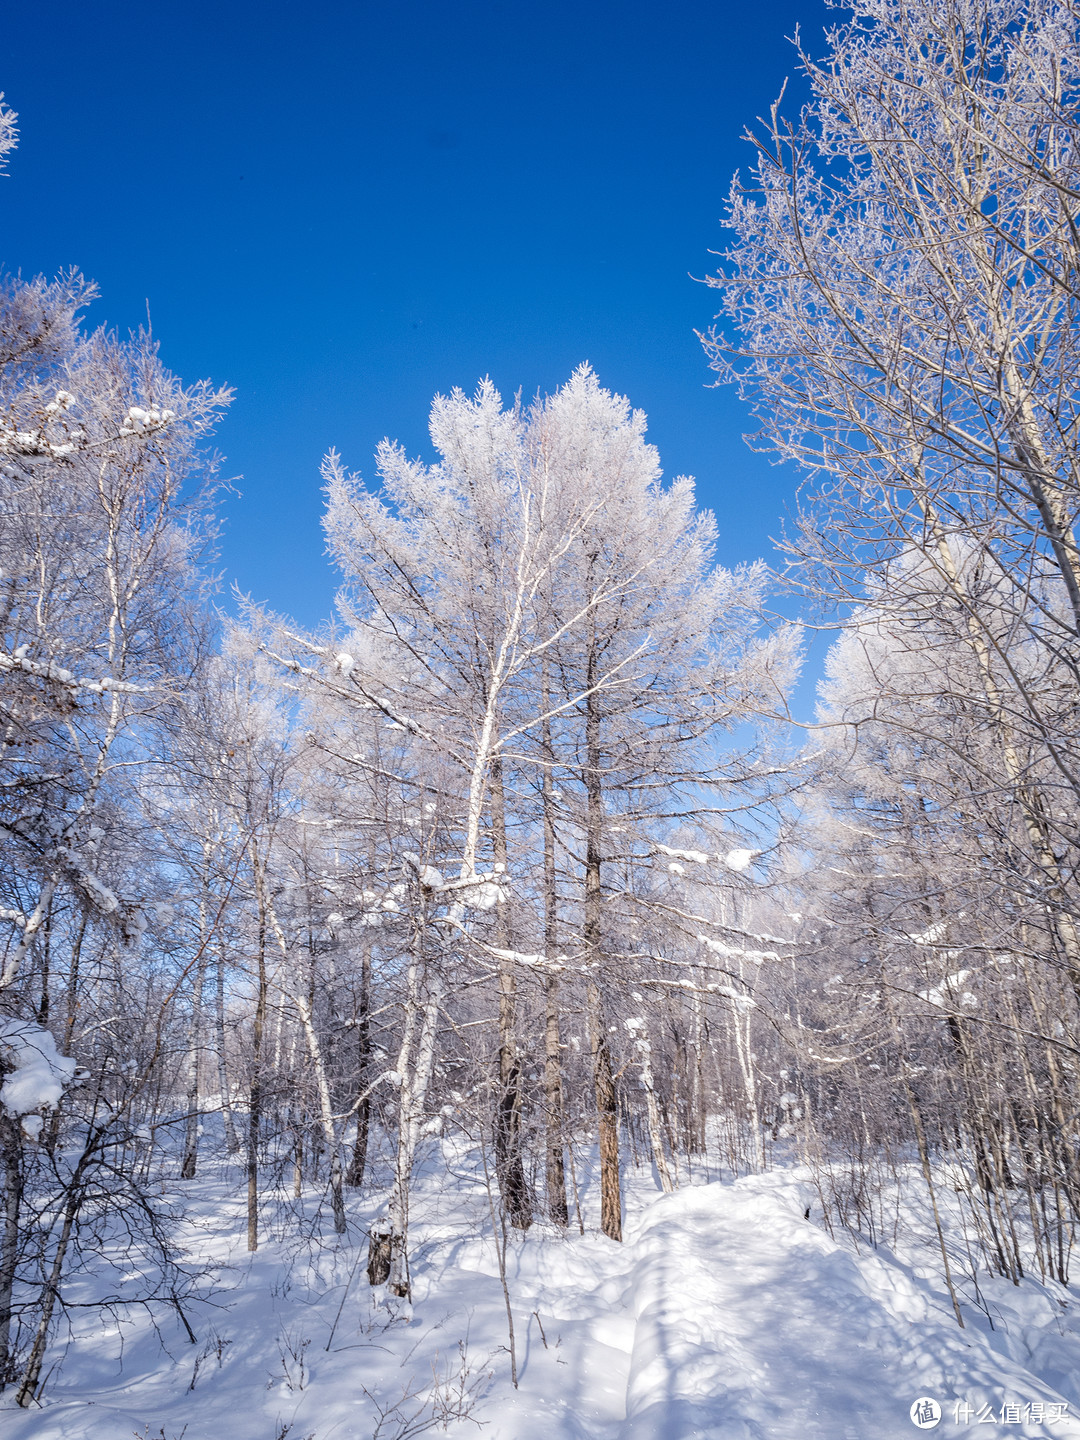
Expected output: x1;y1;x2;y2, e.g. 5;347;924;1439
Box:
489;947;567;972
57;849;145;947
0;646;152;696
0;398;175;459
265;634;462;763
908;920;948;947
639;975;756;1008
651;840;711;866
0;1017;77;1138
330;1067;403;1122
698;934;782;965
919;970;978;1010
646;841;758;875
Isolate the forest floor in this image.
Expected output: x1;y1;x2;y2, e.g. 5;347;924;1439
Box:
4;1139;1080;1440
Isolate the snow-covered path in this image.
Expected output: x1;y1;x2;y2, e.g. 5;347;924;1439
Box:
619;1175;1080;1440
4;1158;1080;1439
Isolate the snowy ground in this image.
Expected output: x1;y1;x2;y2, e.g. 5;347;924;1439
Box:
4;1143;1080;1439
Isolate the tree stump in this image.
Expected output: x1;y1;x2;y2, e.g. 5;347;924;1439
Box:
367;1222;392;1285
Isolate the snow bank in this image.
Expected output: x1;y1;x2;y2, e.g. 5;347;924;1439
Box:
620;1175;1080;1440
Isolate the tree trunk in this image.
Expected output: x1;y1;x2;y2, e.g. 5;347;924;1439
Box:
543;976;568;1225
43;912;88;1157
586;980;621;1240
584;626;621;1240
36;905;52;1024
15;1159;83;1406
636;1027;673;1193
730;998;765;1172
329;1150;347;1235
180;948;208;1180
387;923;444;1298
345;944;372;1187
691;987;708;1156
367;1223;392;1284
542;674;568;1225
490;757;531;1230
0;1114;22;1388
291;982;347;1235
216;937;241;1153
247;899;267;1253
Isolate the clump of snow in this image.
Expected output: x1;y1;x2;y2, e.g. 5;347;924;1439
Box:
654;841;710;866
490;947;553;970
76;870;119;914
447;873;508;909
118;403;175;437
724;847;756;872
401;852;444;889
699;933;779;964
921;969;979;1009
625;1016;652;1052
470;881;506;909
0;1017;76;1129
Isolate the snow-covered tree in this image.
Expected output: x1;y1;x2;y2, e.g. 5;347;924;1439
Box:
286;365;797;1247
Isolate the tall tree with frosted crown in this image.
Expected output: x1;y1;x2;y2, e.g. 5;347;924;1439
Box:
318;365;795;1241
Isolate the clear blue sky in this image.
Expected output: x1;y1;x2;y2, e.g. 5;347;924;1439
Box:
2;0;828;643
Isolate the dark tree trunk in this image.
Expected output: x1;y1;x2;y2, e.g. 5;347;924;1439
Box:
0;1114;22;1389
367;1223;392;1284
541;674;568;1225
16;1152;87;1406
247;890;268;1253
345;945;372;1187
584;626;621;1241
490;757;532;1230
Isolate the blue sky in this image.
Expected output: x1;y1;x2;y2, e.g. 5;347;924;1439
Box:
2;0;828;655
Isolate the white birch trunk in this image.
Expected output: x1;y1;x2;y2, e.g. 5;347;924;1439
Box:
387;943;444;1299
636;1033;674;1193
